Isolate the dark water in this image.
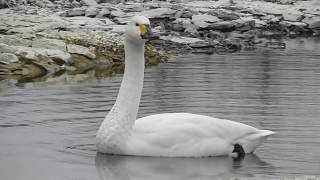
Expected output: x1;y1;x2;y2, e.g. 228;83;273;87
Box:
1;38;320;180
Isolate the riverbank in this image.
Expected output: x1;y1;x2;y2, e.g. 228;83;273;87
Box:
0;0;319;82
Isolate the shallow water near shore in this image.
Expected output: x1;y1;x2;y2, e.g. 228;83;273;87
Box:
1;38;320;180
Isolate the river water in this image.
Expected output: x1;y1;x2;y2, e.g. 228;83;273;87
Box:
0;38;320;180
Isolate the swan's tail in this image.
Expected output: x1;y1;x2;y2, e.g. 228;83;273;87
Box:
239;129;276;154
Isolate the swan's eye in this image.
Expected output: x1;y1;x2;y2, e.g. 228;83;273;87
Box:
135;23;139;26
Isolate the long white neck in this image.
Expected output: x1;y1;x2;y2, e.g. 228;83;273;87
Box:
96;38;145;152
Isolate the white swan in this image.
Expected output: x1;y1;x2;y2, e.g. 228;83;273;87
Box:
96;16;275;157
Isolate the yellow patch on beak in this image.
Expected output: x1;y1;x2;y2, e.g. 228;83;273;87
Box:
139;24;148;36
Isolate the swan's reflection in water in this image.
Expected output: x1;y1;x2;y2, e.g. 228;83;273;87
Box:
95;153;274;180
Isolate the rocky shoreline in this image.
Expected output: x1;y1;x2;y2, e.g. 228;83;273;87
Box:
0;0;320;82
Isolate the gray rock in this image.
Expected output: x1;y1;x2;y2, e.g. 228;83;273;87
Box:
283;11;304;22
12;46;37;60
0;53;19;64
307;18;320;29
233;17;256;31
184;24;199;36
172;18;192;32
81;0;98;7
208;30;225;40
0;35;32;47
110;10;125;18
189;41;211;48
192;14;219;29
66;8;86;17
181;11;194;19
96;8;110;18
174;10;184;19
208;21;235;31
67;16;105;27
208;9;240;21
279;0;295;5
43;49;71;65
172;23;184;32
32;38;67;52
142;8;176;19
160;36;206;45
0;43;16;54
67;44;96;59
85;7;98;17
12;45;70;64
280;21;307;28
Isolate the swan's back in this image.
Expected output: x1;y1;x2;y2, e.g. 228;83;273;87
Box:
121;113;275;157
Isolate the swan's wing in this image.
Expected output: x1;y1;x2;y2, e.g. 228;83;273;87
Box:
124;113;271;157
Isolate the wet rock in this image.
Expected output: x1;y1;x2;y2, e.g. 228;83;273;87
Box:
67;44;96;59
69;54;94;73
65;8;86;17
32;38;67;51
0;53;19;64
142;8;176;19
85;7;98;17
192;14;219;29
208;21;235;32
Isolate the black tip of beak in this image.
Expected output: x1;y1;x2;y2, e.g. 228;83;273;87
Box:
141;27;159;41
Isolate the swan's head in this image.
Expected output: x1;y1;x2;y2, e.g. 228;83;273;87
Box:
125;16;152;44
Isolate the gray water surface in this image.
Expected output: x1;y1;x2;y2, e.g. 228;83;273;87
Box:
1;38;320;180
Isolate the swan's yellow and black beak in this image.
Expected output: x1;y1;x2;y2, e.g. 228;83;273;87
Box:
139;24;153;40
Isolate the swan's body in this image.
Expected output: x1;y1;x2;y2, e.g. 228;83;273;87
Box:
96;16;275;157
